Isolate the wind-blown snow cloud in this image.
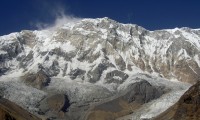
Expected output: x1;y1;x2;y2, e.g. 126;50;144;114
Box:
35;13;82;30
30;1;82;30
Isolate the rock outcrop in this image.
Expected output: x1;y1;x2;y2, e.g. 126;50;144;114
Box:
86;80;163;120
22;70;50;89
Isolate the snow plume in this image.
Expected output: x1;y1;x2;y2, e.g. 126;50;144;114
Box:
39;13;82;30
32;1;82;30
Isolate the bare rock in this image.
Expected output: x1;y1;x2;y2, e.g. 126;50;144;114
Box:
69;68;86;80
22;70;50;89
105;70;129;84
47;94;70;113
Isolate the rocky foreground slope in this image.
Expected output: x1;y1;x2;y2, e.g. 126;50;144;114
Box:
153;81;200;120
0;97;41;120
0;17;199;119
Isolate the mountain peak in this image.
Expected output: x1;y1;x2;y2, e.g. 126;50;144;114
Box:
0;17;199;120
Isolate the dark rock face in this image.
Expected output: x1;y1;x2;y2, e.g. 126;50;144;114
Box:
0;68;8;76
22;70;50;89
69;68;86;80
86;80;163;120
19;51;34;69
62;63;68;77
49;48;77;62
2;41;22;59
105;70;129;84
0;53;9;63
37;61;60;78
124;80;163;103
77;49;92;62
88;62;114;83
45;61;60;77
0;41;23;72
115;55;126;71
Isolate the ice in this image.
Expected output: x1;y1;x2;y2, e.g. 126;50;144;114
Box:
0;78;46;113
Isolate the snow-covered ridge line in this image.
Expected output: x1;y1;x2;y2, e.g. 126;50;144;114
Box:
1;17;200;83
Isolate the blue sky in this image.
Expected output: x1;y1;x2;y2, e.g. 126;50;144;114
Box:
0;0;200;35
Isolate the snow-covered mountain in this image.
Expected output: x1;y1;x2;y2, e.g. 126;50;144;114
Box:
1;17;200;84
0;17;198;120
